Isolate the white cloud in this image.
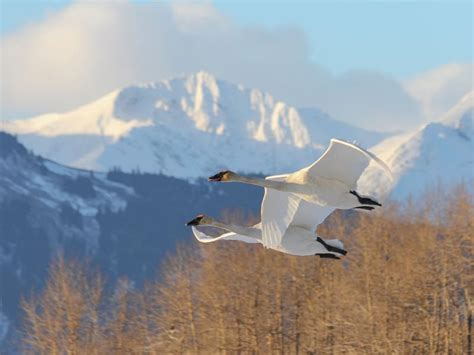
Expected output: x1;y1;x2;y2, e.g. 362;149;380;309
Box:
0;1;455;132
404;63;474;121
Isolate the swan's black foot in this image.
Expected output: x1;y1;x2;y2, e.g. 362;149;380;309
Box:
318;254;340;259
354;206;375;211
350;190;382;207
316;237;347;255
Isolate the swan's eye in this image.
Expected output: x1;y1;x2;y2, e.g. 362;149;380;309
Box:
221;171;233;180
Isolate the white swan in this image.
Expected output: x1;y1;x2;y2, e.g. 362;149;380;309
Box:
186;219;345;258
186;184;346;258
208;138;392;248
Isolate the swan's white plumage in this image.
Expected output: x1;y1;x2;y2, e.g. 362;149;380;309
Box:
261;185;300;248
191;226;261;244
325;239;344;250
190;176;344;256
258;139;391;246
191;224;345;257
308;139;392;187
261;175;334;249
291;199;334;232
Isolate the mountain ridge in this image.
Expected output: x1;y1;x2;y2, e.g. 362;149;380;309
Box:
358;91;473;198
2;71;389;180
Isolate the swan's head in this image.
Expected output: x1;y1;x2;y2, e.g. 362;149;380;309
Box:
208;170;235;182
186;214;213;226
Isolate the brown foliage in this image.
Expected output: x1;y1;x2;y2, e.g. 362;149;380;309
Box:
20;185;474;354
21;256;104;354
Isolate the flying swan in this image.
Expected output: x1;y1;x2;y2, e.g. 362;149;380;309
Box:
186;174;346;257
208;139;392;248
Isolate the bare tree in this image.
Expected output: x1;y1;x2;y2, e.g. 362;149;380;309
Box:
21;255;105;354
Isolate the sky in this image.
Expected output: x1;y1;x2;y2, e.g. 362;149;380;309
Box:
0;0;472;131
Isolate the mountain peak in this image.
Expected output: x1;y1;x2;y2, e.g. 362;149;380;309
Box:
359;90;473;199
3;72;387;179
0;132;28;159
439;91;473;139
186;70;221;93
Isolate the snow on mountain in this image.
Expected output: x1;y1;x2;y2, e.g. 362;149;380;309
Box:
0;133;133;253
359;91;474;199
0;134;131;215
2;71;388;180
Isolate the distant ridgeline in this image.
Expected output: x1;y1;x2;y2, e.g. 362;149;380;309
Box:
0;132;263;349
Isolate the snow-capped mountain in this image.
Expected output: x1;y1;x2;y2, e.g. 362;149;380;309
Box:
359;92;473;198
2;70;471;199
1;139;132;216
1;71;387;180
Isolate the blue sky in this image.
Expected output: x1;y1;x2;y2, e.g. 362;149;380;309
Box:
216;1;473;78
1;1;472;130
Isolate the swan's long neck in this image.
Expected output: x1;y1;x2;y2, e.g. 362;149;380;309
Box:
209;220;261;240
230;175;289;191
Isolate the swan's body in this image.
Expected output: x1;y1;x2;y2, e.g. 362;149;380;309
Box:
209;139;391;208
187;180;346;257
209;138;392;248
190;222;345;258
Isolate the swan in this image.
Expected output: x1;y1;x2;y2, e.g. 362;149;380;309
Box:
186;183;347;258
208;138;392;248
186;217;346;258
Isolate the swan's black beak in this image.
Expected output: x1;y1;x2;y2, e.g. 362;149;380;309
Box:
186;215;204;226
208;171;227;182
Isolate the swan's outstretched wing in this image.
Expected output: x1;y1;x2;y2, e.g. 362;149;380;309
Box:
291;199;334;231
307;139;392;188
261;175;301;248
192;226;261;244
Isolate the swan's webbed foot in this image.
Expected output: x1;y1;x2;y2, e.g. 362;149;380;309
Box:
318;254;341;259
354;206;375;211
316;237;347;255
349;190;382;207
